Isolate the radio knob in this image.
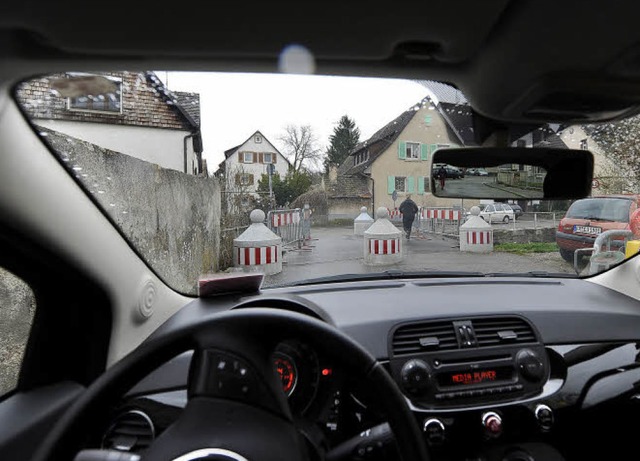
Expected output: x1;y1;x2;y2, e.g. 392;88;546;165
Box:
423;418;445;446
481;411;503;438
516;349;545;382
400;359;431;395
534;404;554;431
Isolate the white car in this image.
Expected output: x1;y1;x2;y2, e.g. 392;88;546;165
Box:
479;203;515;223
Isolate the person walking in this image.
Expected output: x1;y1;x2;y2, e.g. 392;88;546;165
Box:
437;164;447;190
399;194;419;239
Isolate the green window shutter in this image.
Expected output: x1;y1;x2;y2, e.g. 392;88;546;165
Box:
430;144;438;155
407;176;415;193
418;176;425;195
387;176;395;194
421;143;428;161
398;141;406;160
424;115;432;125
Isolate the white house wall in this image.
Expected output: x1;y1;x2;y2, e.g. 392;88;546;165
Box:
36;120;196;174
225;135;289;195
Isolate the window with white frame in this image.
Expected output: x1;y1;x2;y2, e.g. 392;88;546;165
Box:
395;176;407;192
263;153;273;163
67;74;122;113
406;142;420;159
255;134;263;143
242;152;253;163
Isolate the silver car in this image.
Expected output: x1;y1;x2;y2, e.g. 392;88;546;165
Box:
479;203;515;223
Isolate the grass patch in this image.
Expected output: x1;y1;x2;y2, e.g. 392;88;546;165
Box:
494;242;559;255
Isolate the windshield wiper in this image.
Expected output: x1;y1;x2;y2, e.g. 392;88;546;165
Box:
484;271;576;278
283;269;485;287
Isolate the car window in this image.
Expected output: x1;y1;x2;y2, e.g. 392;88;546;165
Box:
566;198;631;222
0;267;35;396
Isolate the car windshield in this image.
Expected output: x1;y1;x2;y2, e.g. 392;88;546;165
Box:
12;71;640;295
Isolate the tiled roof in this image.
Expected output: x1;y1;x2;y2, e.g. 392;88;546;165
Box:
417;80;468;105
144;72;199;130
439;102;477;146
340;110;417;175
224;144;241;158
174;91;201;126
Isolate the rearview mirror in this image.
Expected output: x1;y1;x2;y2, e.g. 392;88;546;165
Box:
431;147;594;199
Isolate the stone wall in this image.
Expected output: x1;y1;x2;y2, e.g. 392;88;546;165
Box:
43;127;221;294
492;227;556;244
0;268;35;396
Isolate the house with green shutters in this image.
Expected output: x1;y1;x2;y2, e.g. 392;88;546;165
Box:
334;83;478;212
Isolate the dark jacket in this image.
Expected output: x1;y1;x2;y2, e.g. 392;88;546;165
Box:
399;198;419;219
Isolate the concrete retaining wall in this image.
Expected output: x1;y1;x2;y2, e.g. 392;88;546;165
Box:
43;126;221;294
492;227;556;244
0;268;35;396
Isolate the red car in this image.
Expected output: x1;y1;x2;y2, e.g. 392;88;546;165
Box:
556;195;640;262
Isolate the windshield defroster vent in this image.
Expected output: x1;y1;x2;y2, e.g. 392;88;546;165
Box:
102;410;155;453
392;321;458;355
473;317;536;347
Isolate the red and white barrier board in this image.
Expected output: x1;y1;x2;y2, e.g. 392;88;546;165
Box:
236;245;280;266
369;238;401;255
422;208;461;220
466;230;492;245
386;209;403;220
271;212;301;227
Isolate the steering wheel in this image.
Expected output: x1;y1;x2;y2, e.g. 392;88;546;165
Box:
33;308;429;461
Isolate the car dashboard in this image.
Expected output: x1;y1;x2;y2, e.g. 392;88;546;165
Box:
94;277;640;461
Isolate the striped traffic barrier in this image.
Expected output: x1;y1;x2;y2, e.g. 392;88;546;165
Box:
459;206;493;253
422;208;461;221
271;211;301;227
234;209;283;275
386;208;403;221
364;208;403;265
368;238;401;255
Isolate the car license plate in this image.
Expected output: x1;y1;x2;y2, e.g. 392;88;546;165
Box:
573;225;602;235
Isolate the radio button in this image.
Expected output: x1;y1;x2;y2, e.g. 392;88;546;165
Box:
516;349;545;382
482;411;503;438
400;359;431;395
423;418;446;446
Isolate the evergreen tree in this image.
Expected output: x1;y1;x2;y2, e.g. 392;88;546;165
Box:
324;115;360;172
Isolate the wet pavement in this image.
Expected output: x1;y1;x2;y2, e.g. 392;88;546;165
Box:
264;225;576;287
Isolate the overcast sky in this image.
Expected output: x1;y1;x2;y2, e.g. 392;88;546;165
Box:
157;71;432;173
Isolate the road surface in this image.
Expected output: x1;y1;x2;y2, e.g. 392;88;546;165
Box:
264;225;575;287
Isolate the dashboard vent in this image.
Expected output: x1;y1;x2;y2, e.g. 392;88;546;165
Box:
473;317;536;347
102;410;155;452
392;321;457;355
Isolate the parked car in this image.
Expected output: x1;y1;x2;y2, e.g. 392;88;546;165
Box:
467;168;489;176
479;203;515;223
445;165;464;179
556;195;640;262
510;203;524;219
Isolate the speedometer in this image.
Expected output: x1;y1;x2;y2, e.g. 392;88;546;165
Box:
273;340;320;415
274;355;297;395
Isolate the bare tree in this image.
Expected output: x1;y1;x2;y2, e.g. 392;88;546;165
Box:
278;124;324;173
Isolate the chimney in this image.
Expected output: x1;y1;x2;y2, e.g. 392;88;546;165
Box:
329;165;338;184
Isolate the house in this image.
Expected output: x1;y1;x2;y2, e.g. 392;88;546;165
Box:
331;82;478;215
512;123;619;195
217;130;291;199
15;71;204;175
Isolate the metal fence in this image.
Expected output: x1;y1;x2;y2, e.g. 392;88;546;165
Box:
267;208;305;248
419;207;463;238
